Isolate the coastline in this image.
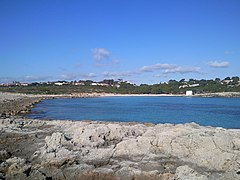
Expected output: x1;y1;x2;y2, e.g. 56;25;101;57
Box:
99;92;240;98
0;92;240;179
1;91;240;118
0;92;101;117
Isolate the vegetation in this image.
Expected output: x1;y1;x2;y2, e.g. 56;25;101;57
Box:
0;77;239;94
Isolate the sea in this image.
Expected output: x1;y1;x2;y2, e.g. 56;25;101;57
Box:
26;96;240;129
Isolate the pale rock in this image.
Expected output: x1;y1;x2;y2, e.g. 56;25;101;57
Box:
83;147;114;166
116;167;135;180
6;157;26;166
175;165;208;180
45;132;66;152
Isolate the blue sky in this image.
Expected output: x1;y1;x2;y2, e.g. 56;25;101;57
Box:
0;0;240;84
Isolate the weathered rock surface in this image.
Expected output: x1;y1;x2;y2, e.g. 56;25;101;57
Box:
1;118;240;180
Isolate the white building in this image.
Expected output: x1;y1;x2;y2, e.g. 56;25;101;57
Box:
90;83;98;86
189;83;199;87
54;82;64;86
186;90;193;96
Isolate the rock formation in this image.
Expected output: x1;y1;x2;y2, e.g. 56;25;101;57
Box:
0;118;239;179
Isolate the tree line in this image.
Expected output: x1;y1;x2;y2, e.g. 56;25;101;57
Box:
0;76;239;94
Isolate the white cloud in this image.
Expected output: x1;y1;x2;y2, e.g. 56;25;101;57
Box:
92;48;110;61
139;63;177;72
92;48;120;67
59;74;79;80
207;61;230;68
102;71;132;78
139;63;201;75
163;66;201;74
23;76;52;82
82;73;96;78
0;76;52;83
60;73;97;80
154;74;168;78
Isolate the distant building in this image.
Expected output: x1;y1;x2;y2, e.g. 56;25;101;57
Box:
179;85;188;89
115;84;121;88
54;82;64;86
54;82;62;86
179;84;199;89
73;82;85;86
20;83;29;86
189;83;199;87
98;83;109;87
90;83;98;86
186;90;193;96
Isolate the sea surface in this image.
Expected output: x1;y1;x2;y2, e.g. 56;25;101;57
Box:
26;96;240;129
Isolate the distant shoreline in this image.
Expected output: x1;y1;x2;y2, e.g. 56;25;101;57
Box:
99;93;184;97
1;91;240;118
99;92;240;98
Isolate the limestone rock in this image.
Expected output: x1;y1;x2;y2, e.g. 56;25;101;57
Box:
175;165;208;180
1;117;240;179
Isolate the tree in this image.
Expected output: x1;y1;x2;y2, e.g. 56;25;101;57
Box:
232;76;239;82
179;79;185;83
231;76;239;85
102;79;114;85
189;79;196;84
215;78;221;82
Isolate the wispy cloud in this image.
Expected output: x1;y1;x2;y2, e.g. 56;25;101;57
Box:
207;61;230;68
0;76;52;83
92;48;120;67
163;66;201;74
95;59;119;67
82;73;96;78
0;77;15;83
224;51;234;55
139;63;177;72
139;63;201;75
92;48;110;61
60;73;97;80
102;71;132;78
154;74;168;78
59;74;79;80
101;63;202;80
23;76;52;82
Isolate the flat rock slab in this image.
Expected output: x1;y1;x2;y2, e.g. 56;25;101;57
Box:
0;118;240;180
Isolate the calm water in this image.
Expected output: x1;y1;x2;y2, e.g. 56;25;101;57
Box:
26;96;240;129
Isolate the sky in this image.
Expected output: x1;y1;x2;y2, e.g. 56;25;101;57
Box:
0;0;240;84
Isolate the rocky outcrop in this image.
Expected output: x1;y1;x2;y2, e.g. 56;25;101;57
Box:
0;118;240;179
0;92;53;117
0;92;102;117
196;92;240;98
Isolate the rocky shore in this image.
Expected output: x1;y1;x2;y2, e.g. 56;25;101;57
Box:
195;92;240;98
0;92;240;180
0;92;100;117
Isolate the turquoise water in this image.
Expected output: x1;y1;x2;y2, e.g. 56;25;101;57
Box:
26;96;240;129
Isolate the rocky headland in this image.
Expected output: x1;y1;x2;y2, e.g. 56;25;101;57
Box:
0;92;240;180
